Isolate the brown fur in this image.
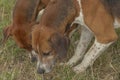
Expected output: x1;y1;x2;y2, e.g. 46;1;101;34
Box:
82;0;118;43
32;0;79;74
101;0;120;18
2;0;49;51
32;0;120;74
32;0;78;58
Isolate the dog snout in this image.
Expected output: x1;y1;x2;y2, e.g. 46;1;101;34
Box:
37;63;52;74
36;55;56;74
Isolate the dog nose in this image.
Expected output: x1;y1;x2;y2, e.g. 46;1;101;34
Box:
37;68;45;74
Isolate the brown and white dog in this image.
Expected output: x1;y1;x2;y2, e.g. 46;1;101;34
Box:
32;0;120;74
2;0;49;62
32;0;75;74
67;0;120;74
32;0;83;74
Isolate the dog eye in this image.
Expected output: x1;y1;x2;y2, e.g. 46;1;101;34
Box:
42;51;52;56
43;52;50;56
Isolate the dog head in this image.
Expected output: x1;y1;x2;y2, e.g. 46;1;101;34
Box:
32;26;69;74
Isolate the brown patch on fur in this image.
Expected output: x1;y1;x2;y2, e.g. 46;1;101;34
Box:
32;26;69;59
32;0;80;73
82;0;118;43
32;26;54;53
32;0;78;58
32;0;119;73
2;0;49;51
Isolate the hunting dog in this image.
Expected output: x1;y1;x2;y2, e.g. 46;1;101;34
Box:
2;0;49;62
32;0;73;74
68;0;120;73
32;0;120;74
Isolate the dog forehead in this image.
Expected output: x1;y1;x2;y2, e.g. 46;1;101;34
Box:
40;41;51;52
33;26;57;52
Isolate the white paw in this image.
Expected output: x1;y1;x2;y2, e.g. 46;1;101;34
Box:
66;61;75;66
73;65;86;74
67;55;82;66
59;62;73;67
59;62;65;66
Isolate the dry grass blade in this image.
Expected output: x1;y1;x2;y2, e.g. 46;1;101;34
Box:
42;74;45;80
0;46;6;54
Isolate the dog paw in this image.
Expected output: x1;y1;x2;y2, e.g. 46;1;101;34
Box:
66;62;74;66
73;65;86;74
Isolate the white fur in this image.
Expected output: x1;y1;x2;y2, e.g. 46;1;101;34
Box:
67;0;93;66
36;9;44;22
71;0;91;32
31;50;37;56
37;57;52;73
114;18;120;29
73;40;113;73
29;50;38;60
66;0;116;74
37;57;40;68
67;26;93;66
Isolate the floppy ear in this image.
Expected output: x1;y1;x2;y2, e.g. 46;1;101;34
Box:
2;25;12;45
49;33;70;59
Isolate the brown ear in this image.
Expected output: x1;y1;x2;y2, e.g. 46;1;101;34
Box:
49;33;70;59
2;25;12;45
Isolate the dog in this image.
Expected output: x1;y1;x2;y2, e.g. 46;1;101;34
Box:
32;0;78;74
2;0;49;62
67;0;120;74
32;0;120;74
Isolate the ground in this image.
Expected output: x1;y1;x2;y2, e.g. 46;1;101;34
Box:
0;0;120;80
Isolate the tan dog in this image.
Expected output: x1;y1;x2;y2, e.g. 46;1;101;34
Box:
32;0;78;74
2;0;49;62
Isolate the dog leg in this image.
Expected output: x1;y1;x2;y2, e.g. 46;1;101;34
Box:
66;26;93;66
73;39;113;73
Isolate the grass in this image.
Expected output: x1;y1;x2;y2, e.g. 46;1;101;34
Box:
0;0;120;80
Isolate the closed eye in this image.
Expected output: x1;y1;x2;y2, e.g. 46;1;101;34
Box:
42;51;52;56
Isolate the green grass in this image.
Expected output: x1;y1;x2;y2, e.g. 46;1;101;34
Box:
0;0;120;80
